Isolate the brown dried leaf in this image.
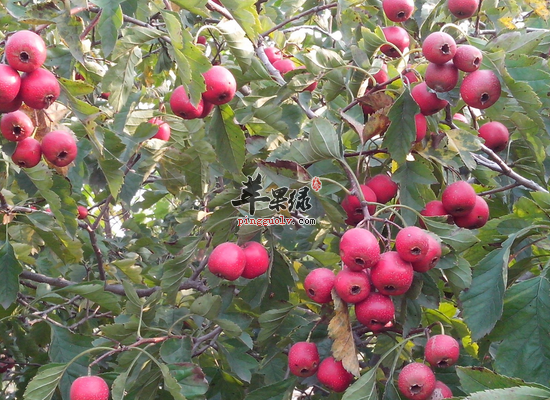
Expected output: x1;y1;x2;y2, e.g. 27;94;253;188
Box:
340;110;365;142
362;111;391;142
328;289;361;377
3;214;14;225
358;92;394;112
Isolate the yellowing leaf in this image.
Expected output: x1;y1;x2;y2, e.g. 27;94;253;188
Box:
499;17;517;30
328;289;360;377
527;0;550;20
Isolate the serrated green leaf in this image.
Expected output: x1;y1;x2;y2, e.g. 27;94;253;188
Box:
257;306;294;342
168;363;209;399
191;293;222;320
218;20;255;73
95;0;124;57
0;240;23;309
208;105;246;177
445;129;481;170
103;46;141;112
23;363;66;400
244;377;297;400
57;283;122;313
218;0;262;41
456;366;546;394
342;367;378;400
464;386;550;400
160;363;187;400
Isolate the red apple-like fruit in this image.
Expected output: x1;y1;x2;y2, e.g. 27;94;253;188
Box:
382;0;415;22
452;113;469;124
288;341;320;377
340;228;381;270
370;251;414;295
1;110;34;142
240;241;270;279
428;381;453;399
264;47;283;64
41;130;78;167
397;362;436;400
0;65;22;104
478;121;509;152
453;45;483;72
199;98;215;118
411;82;448;116
5;30;47;73
334;269;371;303
272;59;296;75
70;376;110;400
341;184;378;225
453;195;489;229
411;234;442;273
11;137;42;168
202;65;237;105
365;174;398;204
317;357;354;392
422;32;457;65
460;69;501;109
207;242;246;281
425;334;460;368
170;85;204;120
420;200;452;226
424;62;459;92
447;0;480;19
355;292;395;332
415;113;427;142
19;68;60;109
77;206;88;220
197;36;207;45
403;66;420;84
441;181;477;217
304;268;336;303
0;96;23;114
148;117;171;141
381;26;410;58
395;226;430;262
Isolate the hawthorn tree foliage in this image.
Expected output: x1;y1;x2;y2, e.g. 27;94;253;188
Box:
0;0;549;399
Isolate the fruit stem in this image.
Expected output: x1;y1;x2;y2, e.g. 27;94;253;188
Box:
318;177;352;195
440;23;468;38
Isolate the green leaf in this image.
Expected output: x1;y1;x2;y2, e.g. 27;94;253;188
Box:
160;337;193;364
309;117;344;161
160;239;200;303
342;367;378;400
98;158;124;199
190;293;222;320
218;20;256;73
208;105;246;177
23;363;66;400
456;366;545;394
103;46;141;112
94;0;124;57
56;283;122;313
445;129;482;170
489;275;550;385
220;340;258;383
53;13;85;64
168;363;209;399
0;239;23;309
244;377;297;400
257;306;294;342
463;386;550;400
381;89;419;165
218;0;262;40
169;0;208;17
160;363;187;400
111;27;165;61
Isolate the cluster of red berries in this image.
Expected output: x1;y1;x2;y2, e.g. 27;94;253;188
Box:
288;341;354;392
398;333;460;399
421;180;489;230
169;65;236;120
206;241;270;281
0;30;77;169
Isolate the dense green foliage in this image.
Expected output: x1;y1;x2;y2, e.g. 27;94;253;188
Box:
0;0;549;399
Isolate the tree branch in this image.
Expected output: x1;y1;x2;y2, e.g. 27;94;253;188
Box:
261;3;338;37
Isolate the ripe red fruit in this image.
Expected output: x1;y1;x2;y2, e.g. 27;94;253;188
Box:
1;110;34;142
334;269;371;303
41;130;78;167
339;228;381;270
478;121;509;152
148;117;171;141
240;241;270;279
77;206;88;220
411;234;442;273
288;342;320;377
11;137;41;168
403;66;420;84
428;381;453;399
425;334;460;368
365;174;398;204
424;62;459;92
453;195;489;229
170;85;204;120
197;36;207;45
397;362;436;400
422;32;457;65
355;292;395;332
447;0;480;19
370;251;414;295
371;63;389;88
441;181;476;217
0;96;23;114
342;184;377;225
381;26;410;58
460;69;501;109
70;375;110;400
382;0;415;22
395;226;430;263
100;92;110;100
411;82;448;116
420;200;452;226
317;357;354;392
452;113;468;124
5;30;47;73
304;268;336;303
199;99;215;118
415;113;427;142
0;65;21;104
202;65;237;105
207;242;246;281
19;68;60;109
264;47;283;64
453;45;483;72
272;59;296;75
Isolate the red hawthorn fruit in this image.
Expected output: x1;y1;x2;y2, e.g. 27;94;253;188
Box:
288;341;320;377
334;269;371;303
341;184;378;225
441;181;477;217
317;357;354;392
11;137;42;168
41;130;78;167
411;234;442;273
339;228;381;270
5;30;47;73
207;242;246;281
1;110;35;142
365;174;398;204
425;334;460;368
19;68;60;110
370;251;414;296
148;117;171;141
355;292;395;332
395;226;430;263
397;362;437;400
240;241;270;279
304;267;336;303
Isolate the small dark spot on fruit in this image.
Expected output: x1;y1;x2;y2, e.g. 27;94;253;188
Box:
480;92;490;104
438;359;450;368
355;257;364;265
351;285;361;295
19;51;30;62
384;285;395;291
58;151;68;159
13;126;22;136
411;246;422;255
397;11;405;18
300;367;309;374
411;384;423;394
308;288;315;296
441;44;451;54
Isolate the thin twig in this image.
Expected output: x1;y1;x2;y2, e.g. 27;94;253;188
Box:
261;3;338;37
